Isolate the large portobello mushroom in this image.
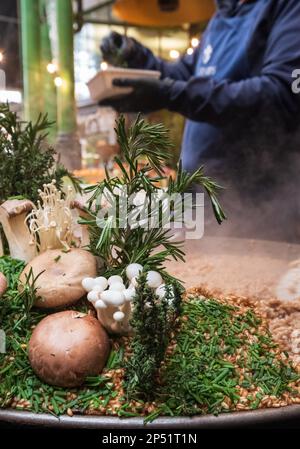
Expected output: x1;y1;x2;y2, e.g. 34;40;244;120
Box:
19;248;97;308
29;311;110;387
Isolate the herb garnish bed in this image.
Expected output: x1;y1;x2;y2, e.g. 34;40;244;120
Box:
1;258;299;422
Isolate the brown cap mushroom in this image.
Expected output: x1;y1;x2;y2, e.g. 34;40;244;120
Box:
0;199;36;262
19;248;97;308
29;311;110;387
0;272;7;297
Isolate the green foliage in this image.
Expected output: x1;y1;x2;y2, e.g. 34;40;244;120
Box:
155;297;300;418
82;114;225;276
124;272;182;400
0;103;80;204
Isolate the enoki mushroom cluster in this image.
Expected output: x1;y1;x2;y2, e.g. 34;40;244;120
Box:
26;180;76;253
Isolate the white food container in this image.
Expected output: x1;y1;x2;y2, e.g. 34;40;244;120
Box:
87;67;161;102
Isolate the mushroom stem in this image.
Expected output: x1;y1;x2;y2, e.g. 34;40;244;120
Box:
0;232;3;257
0;199;36;262
0;272;7;297
120;302;132;334
26;181;78;253
70;200;91;248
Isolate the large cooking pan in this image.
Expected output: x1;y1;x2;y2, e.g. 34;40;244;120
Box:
1;405;300;429
1;237;300;429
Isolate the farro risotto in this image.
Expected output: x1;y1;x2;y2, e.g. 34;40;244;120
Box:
1;257;299;421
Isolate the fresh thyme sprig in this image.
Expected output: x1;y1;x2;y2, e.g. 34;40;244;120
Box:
82;114;226;277
124;272;182;400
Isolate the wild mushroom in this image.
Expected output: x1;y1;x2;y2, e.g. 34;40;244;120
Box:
0;199;36;262
146;271;163;289
81;267;166;334
28;310;110;387
0;272;7;297
26;180;79;253
19;248;97;308
70;199;91;248
82;274;133;334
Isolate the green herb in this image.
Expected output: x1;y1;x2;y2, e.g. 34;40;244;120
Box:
154;296;299;418
17;268;45;315
82;114;225;277
54;255;61;263
0;103;81;205
124;273;182;400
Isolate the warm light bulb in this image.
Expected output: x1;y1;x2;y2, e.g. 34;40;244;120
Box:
169;49;180;60
191;38;199;48
47;62;57;74
187;47;194;55
100;61;108;71
0;52;4;63
54;76;63;87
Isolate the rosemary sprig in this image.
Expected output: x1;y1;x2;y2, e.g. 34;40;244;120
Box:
82;114;226;276
0;103;81;205
17;268;45;315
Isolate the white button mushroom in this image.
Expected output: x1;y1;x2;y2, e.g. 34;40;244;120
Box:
92;284;105;294
146;271;163;289
155;284;166;299
113;311;125;322
130;276;138;287
87;290;99;303
123;288;136;302
109;282;126;292
126;263;143;280
95;299;107;309
107;275;123;286
82;277;96;292
94;276;108;290
100;290;125;306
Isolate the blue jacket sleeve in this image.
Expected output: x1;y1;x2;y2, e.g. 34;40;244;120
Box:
128;41;199;82
167;0;300;125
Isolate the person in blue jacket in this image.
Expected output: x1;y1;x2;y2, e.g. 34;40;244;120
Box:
99;0;300;241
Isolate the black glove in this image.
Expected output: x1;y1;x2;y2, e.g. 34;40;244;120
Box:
100;31;147;68
98;78;175;113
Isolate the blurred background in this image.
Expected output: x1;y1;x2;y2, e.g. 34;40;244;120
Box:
0;0;215;176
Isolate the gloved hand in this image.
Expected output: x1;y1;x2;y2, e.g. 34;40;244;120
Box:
98;77;175;113
100;31;146;68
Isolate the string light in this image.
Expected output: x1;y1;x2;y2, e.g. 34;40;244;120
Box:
100;61;108;71
191;37;199;48
54;76;63;87
169;49;180;60
187;47;194;55
47;62;57;74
